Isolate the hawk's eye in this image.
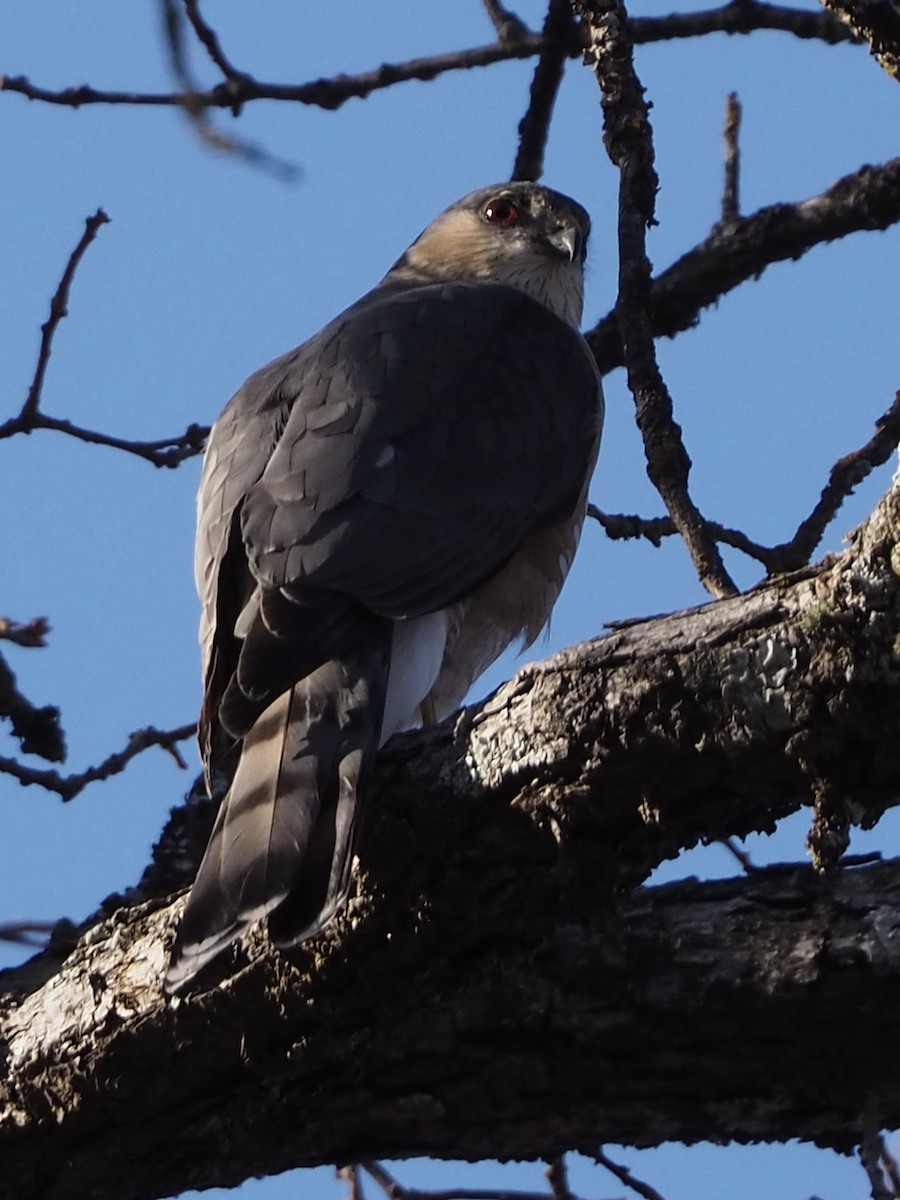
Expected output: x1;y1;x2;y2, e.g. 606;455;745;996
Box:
483;197;520;225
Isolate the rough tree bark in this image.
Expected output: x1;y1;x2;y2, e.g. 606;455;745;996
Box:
3;469;900;1200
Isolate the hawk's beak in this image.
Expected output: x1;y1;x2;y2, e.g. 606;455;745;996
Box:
545;224;581;262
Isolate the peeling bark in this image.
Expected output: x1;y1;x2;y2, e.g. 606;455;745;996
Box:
3;480;900;1200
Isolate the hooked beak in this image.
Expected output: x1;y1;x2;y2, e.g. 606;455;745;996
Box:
545;223;582;263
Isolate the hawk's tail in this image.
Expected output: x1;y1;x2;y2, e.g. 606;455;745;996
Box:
165;629;391;993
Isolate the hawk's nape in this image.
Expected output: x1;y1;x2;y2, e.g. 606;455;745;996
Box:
165;182;604;993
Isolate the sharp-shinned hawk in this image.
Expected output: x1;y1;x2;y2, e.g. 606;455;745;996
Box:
165;182;603;992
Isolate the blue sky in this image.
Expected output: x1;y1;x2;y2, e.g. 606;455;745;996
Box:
2;2;899;1197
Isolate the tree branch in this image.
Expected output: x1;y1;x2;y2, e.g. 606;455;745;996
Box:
0;210;210;466
0;410;209;467
20;209;109;421
588;389;900;573
0;651;64;764
578;0;738;599
587;157;900;375
481;0;532;44
512;0;574;181
0;616;50;649
0;723;195;801
0;6;853;116
5;470;900;1197
593;1151;667;1200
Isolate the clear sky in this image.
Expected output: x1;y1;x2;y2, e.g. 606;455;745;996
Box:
2;2;899;1198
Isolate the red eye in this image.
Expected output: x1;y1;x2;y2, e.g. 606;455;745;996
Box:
483;197;520;225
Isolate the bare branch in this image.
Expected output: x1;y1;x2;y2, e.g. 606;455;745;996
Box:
860;1100;895;1200
482;0;532;43
765;390;900;574
0;211;209;467
578;0;738;599
0;617;50;649
337;1165;366;1200
545;1157;573;1200
0;920;56;948
181;0;247;85
882;1136;900;1197
588;390;900;574
0;722;195;801
0;651;64;763
632;1;851;45
512;0;574;181
156;0;297;177
0;39;549;112
0;411;209;467
0;6;854;117
588;157;900;375
158;0;191;87
360;1160;591;1200
719;90;742;226
719;837;761;873
593;1150;667;1200
587;504;776;564
21;209;109;421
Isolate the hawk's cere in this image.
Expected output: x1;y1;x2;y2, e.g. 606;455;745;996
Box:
165;182;604;992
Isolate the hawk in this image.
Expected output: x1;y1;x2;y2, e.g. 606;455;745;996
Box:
165;182;603;992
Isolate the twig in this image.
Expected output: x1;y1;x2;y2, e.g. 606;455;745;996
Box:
720;837;761;873
0;212;210;467
587;156;900;376
0;722;196;801
0;40;548;113
0;410;209;467
720;90;742;226
159;0;191;88
22;209;109;421
632;1;851;46
0;920;57;947
860;1098;894;1200
482;0;531;43
881;1137;900;1197
545;1156;572;1200
763;390;900;574
578;0;738;599
337;1165;366;1200
0;650;65;762
512;0;574;181
593;1148;667;1200
360;1163;403;1200
182;0;247;85
589;389;900;573
359;1161;570;1200
588;505;774;563
0;6;852;115
158;0;296;177
0;617;50;648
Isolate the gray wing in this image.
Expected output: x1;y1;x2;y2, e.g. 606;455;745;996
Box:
168;280;599;990
221;280;600;733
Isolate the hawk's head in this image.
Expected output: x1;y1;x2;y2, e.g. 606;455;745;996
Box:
389;182;591;329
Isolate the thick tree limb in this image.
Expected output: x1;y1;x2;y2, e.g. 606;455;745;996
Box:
820;0;900;82
4;466;900;1199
